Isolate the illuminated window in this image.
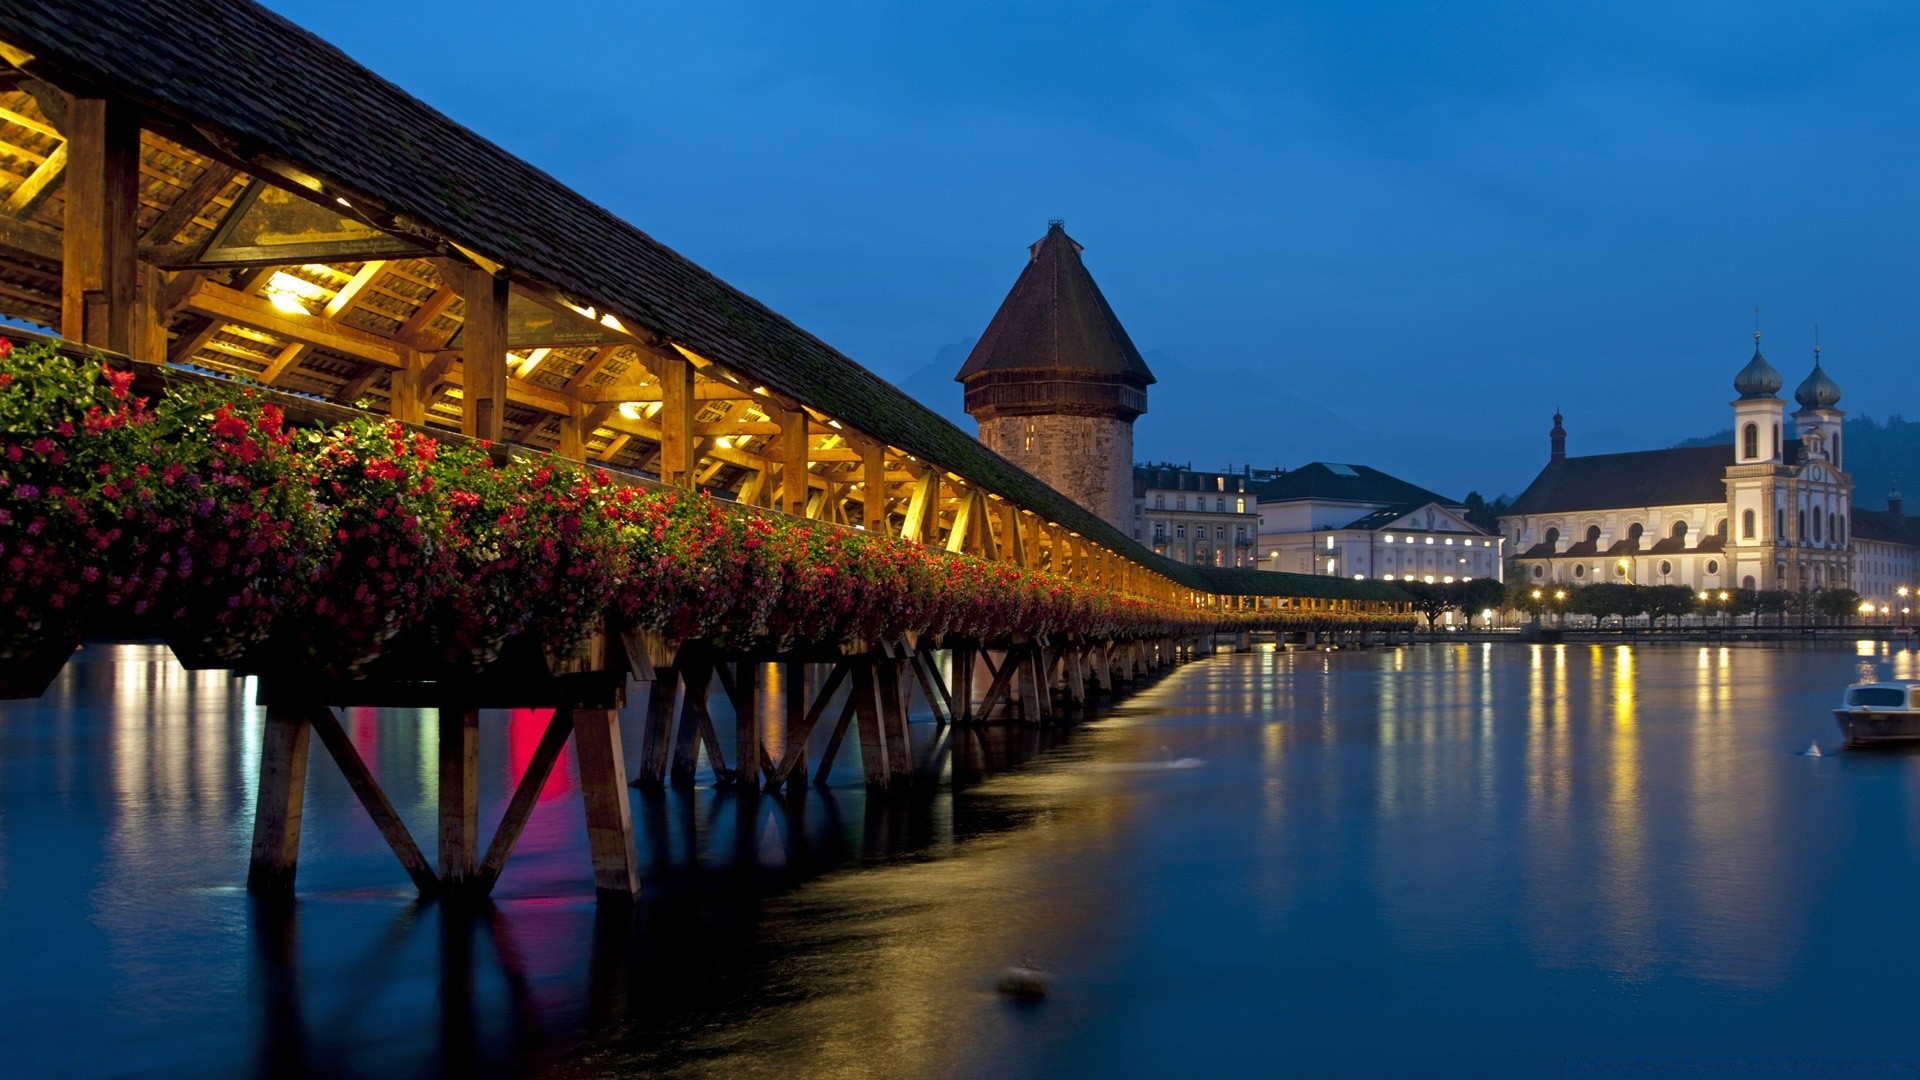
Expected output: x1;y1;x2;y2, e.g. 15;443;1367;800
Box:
1236;497;1246;513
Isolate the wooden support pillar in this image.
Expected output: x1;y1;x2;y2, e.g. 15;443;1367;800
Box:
876;657;913;784
436;707;480;888
731;661;762;784
455;265;509;443
781;662;810;788
572;706;640;900
389;347;426;424
850;659;891;790
659;351;697;487
247;704;313;894
1001;504;1027;566
557;404;589;462
1093;642;1114;693
779;408;809;515
1064;646;1087;705
636;665;680;786
861;441;887;531
671;653;717;785
62;95;143;355
952;646;975;723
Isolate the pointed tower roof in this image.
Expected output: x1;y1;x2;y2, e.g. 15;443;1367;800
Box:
956;221;1157;385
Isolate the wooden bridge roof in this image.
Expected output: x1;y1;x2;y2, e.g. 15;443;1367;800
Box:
0;0;1400;606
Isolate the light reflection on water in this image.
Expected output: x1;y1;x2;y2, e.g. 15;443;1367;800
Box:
7;642;1920;1076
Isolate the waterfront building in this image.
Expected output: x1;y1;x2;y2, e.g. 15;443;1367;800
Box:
957;221;1155;535
1135;464;1259;566
1252;462;1503;582
1852;488;1920;608
1499;339;1905;594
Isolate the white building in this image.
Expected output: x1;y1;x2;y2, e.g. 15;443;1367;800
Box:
1500;339;1887;594
1135;464;1259;566
1252;462;1503;583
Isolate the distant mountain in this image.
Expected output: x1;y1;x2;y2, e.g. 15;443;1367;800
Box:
1674;414;1920;509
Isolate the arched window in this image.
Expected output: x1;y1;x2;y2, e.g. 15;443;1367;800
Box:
1627;522;1643;548
1743;575;1755;589
1671;521;1688;541
1772;424;1781;457
1840;517;1847;544
1777;509;1786;537
1798;509;1806;538
1743;422;1759;459
1833;434;1841;467
1544;527;1560;551
1586;525;1602;544
1743;509;1756;539
1716;518;1728;539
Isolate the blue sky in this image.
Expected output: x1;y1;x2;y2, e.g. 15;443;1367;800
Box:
268;0;1920;498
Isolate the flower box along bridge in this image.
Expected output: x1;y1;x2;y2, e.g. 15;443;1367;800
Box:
0;0;1413;904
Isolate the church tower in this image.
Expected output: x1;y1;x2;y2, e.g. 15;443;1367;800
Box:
1731;333;1784;466
957;221;1155;533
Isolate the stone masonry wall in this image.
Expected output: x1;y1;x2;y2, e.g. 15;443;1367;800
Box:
978;413;1135;535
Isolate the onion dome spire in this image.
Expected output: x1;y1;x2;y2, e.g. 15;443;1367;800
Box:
1794;343;1842;410
1734;331;1782;399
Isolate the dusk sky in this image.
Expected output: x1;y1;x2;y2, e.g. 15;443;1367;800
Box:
269;0;1920;499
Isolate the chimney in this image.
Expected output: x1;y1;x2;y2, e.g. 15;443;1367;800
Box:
1550;410;1567;464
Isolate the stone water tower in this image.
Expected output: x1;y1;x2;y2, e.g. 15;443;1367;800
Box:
956;221;1155;533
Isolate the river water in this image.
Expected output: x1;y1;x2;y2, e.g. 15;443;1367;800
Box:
4;641;1920;1077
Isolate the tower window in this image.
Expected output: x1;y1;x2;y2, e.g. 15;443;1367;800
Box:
1772;424;1780;457
1743;509;1755;539
1024;422;1035;453
1743;422;1758;459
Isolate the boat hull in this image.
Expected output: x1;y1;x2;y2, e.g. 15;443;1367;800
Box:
1833;709;1920;745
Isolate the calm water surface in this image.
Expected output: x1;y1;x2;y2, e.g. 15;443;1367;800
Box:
4;641;1920;1077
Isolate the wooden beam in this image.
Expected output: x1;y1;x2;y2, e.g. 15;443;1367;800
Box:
455;265;509;443
183;280;401;365
388;347;427;424
5;142;64;217
395;284;457;348
564;344;624;391
901;469;939;544
63;96;141;353
324;260;384;318
476;708;575;894
946;485;975;554
333;366;383;406
0;212;59;263
308;706;437;896
140;161;236;245
576;380;756;404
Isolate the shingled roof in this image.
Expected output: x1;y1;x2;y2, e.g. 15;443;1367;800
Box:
0;1;1404;605
956;222;1156;384
1254;463;1459;508
1502;443;1787;517
1854;507;1920;546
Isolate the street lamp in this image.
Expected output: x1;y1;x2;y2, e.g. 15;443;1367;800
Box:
1554;588;1567;627
1616;558;1633;585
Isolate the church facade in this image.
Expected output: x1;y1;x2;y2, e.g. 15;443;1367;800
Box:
1500;339;1897;594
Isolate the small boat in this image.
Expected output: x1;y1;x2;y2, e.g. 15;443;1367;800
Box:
1833;682;1920;745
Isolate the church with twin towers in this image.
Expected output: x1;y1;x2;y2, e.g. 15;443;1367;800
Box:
1498;335;1920;604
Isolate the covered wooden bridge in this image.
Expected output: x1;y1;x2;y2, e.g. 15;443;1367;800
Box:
0;0;1410;901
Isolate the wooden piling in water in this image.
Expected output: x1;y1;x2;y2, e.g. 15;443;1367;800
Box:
246;704;312;895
